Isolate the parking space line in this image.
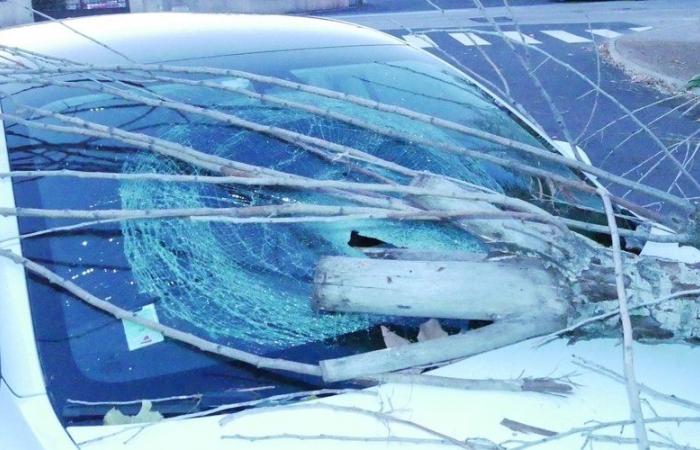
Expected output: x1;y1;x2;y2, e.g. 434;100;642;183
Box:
402;34;436;48
629;26;653;32
501;31;541;45
541;30;592;44
449;32;491;46
589;29;622;39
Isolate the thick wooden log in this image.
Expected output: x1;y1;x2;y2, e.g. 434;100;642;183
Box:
312;178;700;383
313;256;569;320
320;316;563;382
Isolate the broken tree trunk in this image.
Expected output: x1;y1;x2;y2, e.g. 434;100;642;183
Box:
313;255;569;320
313;175;700;382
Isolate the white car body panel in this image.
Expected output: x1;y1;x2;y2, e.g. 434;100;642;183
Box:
0;104;47;398
0;14;697;449
64;339;700;449
0;384;76;450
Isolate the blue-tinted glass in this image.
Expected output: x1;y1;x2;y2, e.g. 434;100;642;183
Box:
1;44;601;424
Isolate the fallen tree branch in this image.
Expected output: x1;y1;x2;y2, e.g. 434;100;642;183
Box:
0;248;322;377
408;27;700;196
0;251;581;398
0;169;549;216
508;416;700;450
0;203;559;225
0;59;692;215
369;373;573;396
313;255;567;321
572;356;700;413
319;318;563;383
586;434;699;450
222;433;457;446
0;102;676;230
219;402;480;450
599;188;649;449
73;389;374;446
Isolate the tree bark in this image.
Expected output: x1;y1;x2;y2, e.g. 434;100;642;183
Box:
313;175;700;382
313;255;569;320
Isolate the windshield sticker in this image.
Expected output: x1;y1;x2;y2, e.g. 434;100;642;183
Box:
122;304;165;351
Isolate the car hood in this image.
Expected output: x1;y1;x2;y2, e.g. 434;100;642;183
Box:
66;338;700;449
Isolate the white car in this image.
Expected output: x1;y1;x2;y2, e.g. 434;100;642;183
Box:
1;13;698;450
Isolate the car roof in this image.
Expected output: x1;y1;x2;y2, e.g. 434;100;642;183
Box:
0;13;404;65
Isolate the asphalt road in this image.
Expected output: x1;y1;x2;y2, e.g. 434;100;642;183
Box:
333;0;552;15
325;0;700;210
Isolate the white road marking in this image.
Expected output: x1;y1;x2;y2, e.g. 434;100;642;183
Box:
629;26;653;32
501;31;541;45
449;32;491;46
403;34;435;48
589;29;622;39
541;30;592;44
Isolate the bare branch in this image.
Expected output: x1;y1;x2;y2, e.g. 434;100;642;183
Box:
509;416;700;450
599;188;650;449
219;402;480;450
369;373;573;396
222;433;460;446
0;248;322;377
572;356;700;414
0;56;693;212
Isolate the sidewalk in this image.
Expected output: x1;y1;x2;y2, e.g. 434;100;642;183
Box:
609;20;700;93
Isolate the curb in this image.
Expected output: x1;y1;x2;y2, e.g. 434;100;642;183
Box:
606;36;697;96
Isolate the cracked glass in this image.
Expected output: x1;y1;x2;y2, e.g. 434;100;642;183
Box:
1;44;603;424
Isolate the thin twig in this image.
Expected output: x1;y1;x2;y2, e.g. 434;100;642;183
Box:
509;416;700;450
74;389;372;446
5;0;134;63
572;356;700;414
0;57;693;212
405;27;700;193
222;433;458;446
0;204;565;228
587;434;699;450
0;248;322;377
219;402;477;450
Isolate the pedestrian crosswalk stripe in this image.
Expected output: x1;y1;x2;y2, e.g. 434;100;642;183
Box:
589;29;622;39
402;26;639;51
403;34;435;49
449;32;491;46
541;30;592;44
501;31;541;45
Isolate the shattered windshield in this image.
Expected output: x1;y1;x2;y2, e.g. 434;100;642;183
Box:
1;44;603;425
